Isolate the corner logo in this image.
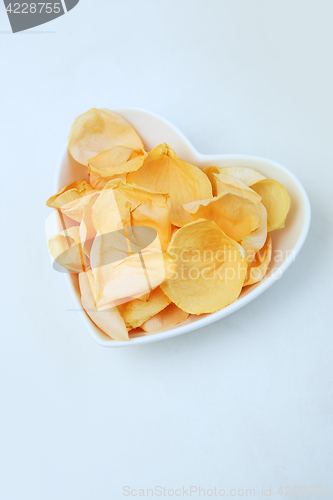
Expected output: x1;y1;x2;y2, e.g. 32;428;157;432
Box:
3;0;79;33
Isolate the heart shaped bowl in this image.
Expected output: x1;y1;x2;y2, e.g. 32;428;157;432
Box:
52;108;311;347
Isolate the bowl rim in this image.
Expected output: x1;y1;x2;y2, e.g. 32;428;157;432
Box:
53;107;311;347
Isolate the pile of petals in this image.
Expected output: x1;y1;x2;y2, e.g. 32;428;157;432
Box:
46;108;291;341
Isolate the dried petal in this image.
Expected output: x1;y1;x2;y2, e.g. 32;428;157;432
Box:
68;108;143;165
251;179;291;231
79;192;99;258
118;287;171;329
48;226;88;273
79;271;129;341
92;179;172;251
127;143;212;227
243;234;272;286
46;180;96;223
240;203;268;262
90;227;168;308
161;219;248;314
88;146;147;189
141;303;189;333
183;192;261;242
217;166;266;186
212;174;262;204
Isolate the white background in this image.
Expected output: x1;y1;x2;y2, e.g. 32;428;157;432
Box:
1;1;332;499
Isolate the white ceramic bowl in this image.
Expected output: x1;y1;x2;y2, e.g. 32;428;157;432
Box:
53;108;311;347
